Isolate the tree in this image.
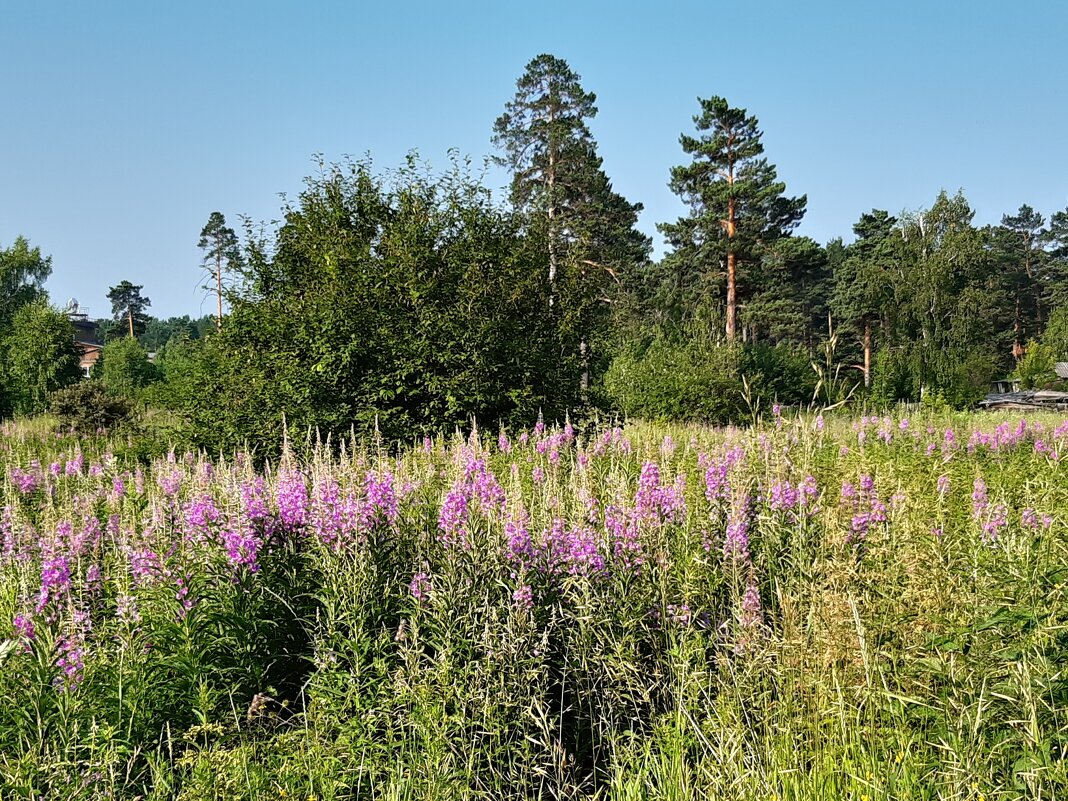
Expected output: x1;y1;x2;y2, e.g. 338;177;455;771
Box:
1;300;81;416
660;96;806;341
830;210;898;387
995;204;1046;358
1043;205;1068;309
107;281;152;338
493;54;650;393
98;336;159;397
170;156;569;453
0;236;52;336
198;212;242;330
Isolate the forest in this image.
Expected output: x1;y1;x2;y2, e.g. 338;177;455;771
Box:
3;54;1068;447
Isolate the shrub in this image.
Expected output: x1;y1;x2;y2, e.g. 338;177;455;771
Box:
97;336;159;397
1011;340;1057;390
602;339;745;423
49;380;133;433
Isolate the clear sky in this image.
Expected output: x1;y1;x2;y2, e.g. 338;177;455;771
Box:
3;0;1066;319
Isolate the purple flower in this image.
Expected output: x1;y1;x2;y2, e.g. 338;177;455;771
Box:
971;478;988;519
512;583;533;610
606;506;643;571
1021;508;1053;530
936;475;950;496
364;471;400;529
13;613;35;642
276;471;308;531
409;572;431;602
9;467;39;494
982;503;1007;542
505;516;535;569
221;522;261;572
741;582;762;628
724;504;751;561
438;482;471;549
769;481;799;512
36;556;71;613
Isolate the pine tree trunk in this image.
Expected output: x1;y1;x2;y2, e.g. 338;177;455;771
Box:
725;190;737;341
863;320;872;388
1013;294;1024;360
546;81;558;308
216;252;223;330
128;308;134;339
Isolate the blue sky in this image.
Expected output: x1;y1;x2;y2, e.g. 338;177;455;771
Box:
3;0;1066;319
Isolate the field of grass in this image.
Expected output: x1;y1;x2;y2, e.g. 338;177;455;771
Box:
1;410;1067;800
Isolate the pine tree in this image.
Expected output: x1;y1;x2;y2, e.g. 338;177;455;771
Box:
830;210;898;387
660;96;806;341
996;204;1046;358
493;54;649;392
198;211;242;330
107;281;152;338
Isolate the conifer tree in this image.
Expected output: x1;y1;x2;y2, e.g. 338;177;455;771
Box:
493;54;649;392
660;96;805;341
198;212;242;330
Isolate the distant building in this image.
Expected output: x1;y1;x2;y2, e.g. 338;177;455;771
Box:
1055;362;1068;380
65;299;102;377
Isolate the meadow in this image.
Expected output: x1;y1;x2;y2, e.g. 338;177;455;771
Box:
1;410;1066;800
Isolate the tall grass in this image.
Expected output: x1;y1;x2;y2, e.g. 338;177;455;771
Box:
0;411;1066;799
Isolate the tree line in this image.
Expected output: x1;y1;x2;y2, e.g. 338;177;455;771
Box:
4;53;1068;448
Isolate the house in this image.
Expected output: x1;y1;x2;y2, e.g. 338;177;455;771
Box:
1055;362;1068;380
66;300;102;377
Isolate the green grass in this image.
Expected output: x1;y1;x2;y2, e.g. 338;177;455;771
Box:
0;410;1066;799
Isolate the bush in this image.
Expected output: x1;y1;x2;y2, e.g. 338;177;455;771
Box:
49;380;133;434
871;344;996;409
602;339;739;423
97;336;159;397
1012;340;1057;389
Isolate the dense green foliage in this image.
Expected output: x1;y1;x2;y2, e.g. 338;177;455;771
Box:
163;158;578;452
2;412;1067;798
48;380;134;433
5;52;1068;445
0;301;81;417
97;337;159;398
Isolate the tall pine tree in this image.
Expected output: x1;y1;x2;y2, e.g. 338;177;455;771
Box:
198;211;242;330
660;96;805;341
493;54;649;392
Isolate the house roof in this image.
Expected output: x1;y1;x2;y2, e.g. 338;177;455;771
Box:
1055;362;1068;379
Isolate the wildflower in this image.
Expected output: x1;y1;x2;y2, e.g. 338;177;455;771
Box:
936;474;950;496
13;612;35;642
409;572;431;602
606;506;643;570
276;471;309;531
438;482;471;549
740;581;762;628
724;503;751;561
512;583;533;610
1021;508;1053;530
221;522;261;572
971;478;988;519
